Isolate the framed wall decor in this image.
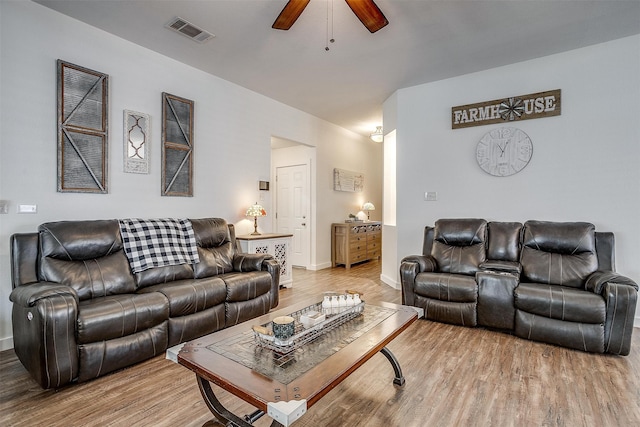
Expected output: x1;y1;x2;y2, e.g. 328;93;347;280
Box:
161;92;194;196
123;110;150;174
333;168;364;192
57;60;109;193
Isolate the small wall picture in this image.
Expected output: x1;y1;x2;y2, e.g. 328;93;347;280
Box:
123;110;150;174
333;168;364;192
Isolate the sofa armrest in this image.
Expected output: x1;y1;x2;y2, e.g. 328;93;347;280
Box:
9;282;79;389
232;254;280;309
262;258;281;309
10;282;79;307
400;255;437;307
232;253;274;272
603;281;638;355
479;260;522;276
584;271;638;295
401;254;437;273
584;271;638;355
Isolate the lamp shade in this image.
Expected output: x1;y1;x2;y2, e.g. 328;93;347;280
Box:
246;203;266;217
362;202;375;221
362;202;375;211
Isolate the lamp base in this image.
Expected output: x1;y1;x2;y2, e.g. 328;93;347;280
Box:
251;216;261;235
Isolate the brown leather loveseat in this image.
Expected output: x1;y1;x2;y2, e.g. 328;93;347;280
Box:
10;217;280;389
400;219;638;355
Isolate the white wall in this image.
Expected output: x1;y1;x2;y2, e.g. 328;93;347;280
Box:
0;2;382;349
314;130;384;269
386;35;640;325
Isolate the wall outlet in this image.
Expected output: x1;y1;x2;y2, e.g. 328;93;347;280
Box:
425;192;438;201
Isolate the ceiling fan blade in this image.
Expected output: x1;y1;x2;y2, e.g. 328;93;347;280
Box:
272;0;311;30
344;0;389;33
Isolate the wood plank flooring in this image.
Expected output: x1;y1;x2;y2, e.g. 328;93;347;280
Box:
2;260;639;427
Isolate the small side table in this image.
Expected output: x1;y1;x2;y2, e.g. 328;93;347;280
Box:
237;233;293;288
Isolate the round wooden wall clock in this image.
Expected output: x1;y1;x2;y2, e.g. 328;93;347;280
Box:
475;127;533;177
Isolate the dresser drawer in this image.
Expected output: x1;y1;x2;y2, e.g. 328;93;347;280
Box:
367;248;381;259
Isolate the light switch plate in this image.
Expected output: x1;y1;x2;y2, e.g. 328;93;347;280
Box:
17;204;37;213
425;192;438;201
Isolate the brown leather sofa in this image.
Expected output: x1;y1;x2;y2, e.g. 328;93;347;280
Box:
400;219;638;355
10;218;280;389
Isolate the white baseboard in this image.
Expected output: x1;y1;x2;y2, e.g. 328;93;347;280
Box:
308;262;332;271
0;336;14;352
380;274;400;290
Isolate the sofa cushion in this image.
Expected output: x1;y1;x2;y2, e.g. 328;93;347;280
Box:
191;218;235;278
78;322;168;382
41;252;137;301
514;282;606;324
135;263;194;289
434;218;486;246
486;221;522;262
431;219;486;275
39;220;123;260
226;293;273;326
38;220;136;300
77;292;169;344
414;295;477;326
431;242;486;275
138;276;227;317
514;310;604;353
220;271;274;303
520;221;598;288
414;272;478;303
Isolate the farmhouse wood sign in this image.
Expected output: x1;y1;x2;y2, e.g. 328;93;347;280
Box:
452;89;561;129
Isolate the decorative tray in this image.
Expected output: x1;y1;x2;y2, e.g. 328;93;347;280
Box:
253;301;365;355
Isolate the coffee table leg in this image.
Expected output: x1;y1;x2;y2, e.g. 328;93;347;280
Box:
196;375;285;427
379;347;405;386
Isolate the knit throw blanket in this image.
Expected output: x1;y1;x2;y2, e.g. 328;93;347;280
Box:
119;218;200;273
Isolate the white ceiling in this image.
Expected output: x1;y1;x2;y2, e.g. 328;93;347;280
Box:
35;0;640;137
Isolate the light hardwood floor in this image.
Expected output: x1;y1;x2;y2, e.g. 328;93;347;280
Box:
2;261;639;427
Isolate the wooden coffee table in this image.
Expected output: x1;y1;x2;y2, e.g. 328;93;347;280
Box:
176;298;421;426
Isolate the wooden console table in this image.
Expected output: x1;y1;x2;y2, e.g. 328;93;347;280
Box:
331;222;382;269
237;233;293;288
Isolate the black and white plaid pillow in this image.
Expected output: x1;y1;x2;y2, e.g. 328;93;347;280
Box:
119;218;200;273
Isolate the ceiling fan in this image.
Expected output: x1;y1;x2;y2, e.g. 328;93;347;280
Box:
273;0;389;33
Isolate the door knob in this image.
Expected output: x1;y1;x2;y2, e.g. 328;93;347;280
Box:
302;223;306;226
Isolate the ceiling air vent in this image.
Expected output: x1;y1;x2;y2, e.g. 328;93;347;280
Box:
166;17;215;43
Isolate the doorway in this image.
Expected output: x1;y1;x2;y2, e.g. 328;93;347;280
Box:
276;164;310;268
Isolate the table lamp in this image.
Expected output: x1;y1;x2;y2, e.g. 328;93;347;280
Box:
362;202;375;221
246;202;266;235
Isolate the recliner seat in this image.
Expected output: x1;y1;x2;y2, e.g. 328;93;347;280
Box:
400;218;638;355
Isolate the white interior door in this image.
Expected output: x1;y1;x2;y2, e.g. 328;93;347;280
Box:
276;164;310;268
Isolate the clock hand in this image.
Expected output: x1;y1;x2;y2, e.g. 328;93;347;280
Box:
500;141;509;157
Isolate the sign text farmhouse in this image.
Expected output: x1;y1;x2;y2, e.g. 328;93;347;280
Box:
451;89;561;129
